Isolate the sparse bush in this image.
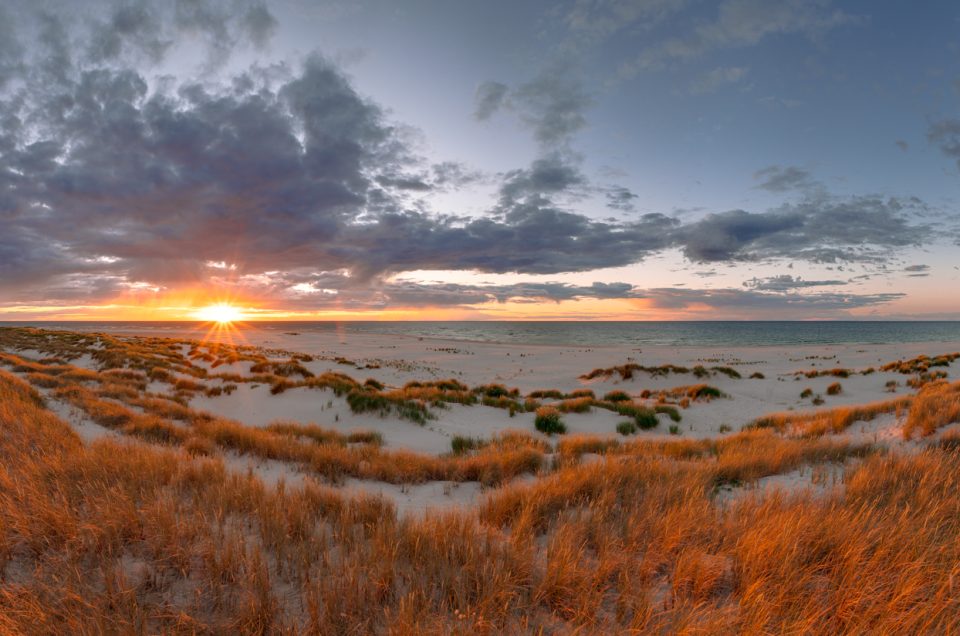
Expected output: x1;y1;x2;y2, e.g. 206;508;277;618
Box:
558;397;592;413
603;390;631;402
800;388;813;399
750;372;765;379
616;420;637;436
827;382;843;395
528;389;564;399
534;406;566;435
451;435;485;455
655;405;682;422
669;424;681;435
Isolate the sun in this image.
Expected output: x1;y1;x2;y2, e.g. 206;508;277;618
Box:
195;303;244;324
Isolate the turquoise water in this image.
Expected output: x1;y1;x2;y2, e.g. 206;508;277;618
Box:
6;321;960;347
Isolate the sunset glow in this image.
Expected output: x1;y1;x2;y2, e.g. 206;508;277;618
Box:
1;1;959;321
194;304;245;324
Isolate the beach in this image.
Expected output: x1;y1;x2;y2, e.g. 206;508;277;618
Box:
3;324;958;510
3;324;960;632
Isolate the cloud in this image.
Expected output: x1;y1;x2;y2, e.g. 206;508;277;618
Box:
676;195;930;262
753;165;816;192
474;81;508;120
743;274;846;291
605;185;639;211
623;0;856;74
0;1;939;314
637;287;903;314
473;65;591;149
373;280;641;307
928;119;960;170
903;264;930;277
690;66;748;94
562;0;689;42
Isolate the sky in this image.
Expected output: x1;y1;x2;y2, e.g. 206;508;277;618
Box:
1;0;959;321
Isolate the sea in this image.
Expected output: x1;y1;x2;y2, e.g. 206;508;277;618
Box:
4;321;960;348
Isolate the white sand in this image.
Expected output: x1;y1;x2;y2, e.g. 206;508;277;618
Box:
162;327;958;453
7;324;960;512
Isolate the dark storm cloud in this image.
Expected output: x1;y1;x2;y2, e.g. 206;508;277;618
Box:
0;6;24;89
753;165;816;192
0;2;939;311
326;208;678;278
498;155;586;202
82;0;278;69
676;195;930;262
371;280;641;307
743;274;846;291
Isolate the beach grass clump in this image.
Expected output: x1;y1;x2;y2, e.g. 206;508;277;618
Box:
903;381;960;439
557;434;620;457
617;420;638;436
558;396;592;413
451;435;485;455
826;382;843;395
655;405;682;422
473;383;519;399
602;389;631;402
907;370;949;389
881;352;960;374
534;406;566;435
748;395;912;436
712;366;742;379
528;389;565;399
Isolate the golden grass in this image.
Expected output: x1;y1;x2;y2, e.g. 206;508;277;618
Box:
749;395;912;436
5;327;960;632
3;365;960;632
902;380;960;439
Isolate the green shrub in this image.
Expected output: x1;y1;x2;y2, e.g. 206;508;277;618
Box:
451;435;484;455
603;390;631;402
616;420;637;436
528;389;564;399
654;405;681;422
635;409;658;430
534;406;566;435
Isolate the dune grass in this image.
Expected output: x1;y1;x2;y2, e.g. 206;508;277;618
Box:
3;349;960;631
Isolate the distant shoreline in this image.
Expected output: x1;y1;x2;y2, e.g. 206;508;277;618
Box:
4;320;960;348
